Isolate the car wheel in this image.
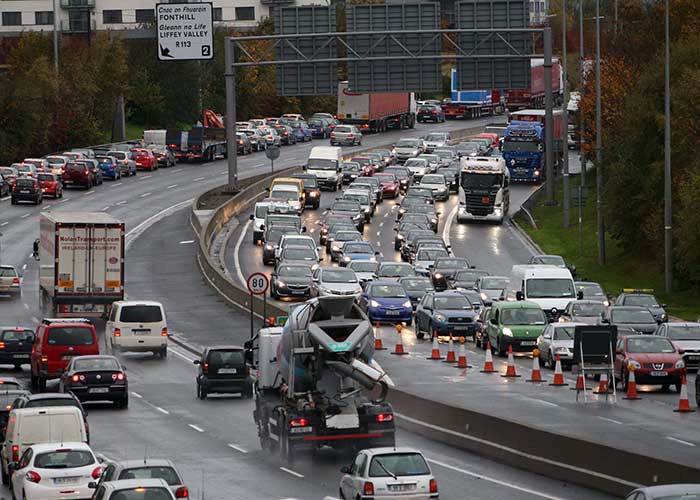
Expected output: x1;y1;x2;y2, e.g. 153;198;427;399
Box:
116;395;129;409
661;383;670;392
160;346;167;358
675;381;682;393
547;352;554;370
497;338;506;357
621;369;629;391
695;377;700;407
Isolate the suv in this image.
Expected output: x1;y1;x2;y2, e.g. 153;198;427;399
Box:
483;301;548;356
194;346;252;399
0;266;21;299
10;177;42;205
63;161;94;189
30;318;99;391
0;327;34;368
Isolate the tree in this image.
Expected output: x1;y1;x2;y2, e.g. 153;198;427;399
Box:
128;68;165;126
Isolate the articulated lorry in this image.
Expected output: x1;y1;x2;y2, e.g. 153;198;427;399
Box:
337;82;416;132
502;109;564;182
247;296;395;462
442;69;504;119
39;212;125;318
505;59;562;110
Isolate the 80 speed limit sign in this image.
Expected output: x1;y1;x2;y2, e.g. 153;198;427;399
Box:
246;272;269;295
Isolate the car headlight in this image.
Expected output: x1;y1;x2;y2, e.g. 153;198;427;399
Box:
332;245;340;252
402;300;412;308
675;359;685;369
480;292;488;301
364;208;371;214
370;300;380;308
431;218;437;224
502;327;513;337
342;256;351;263
399;208;406;214
396;234;404;240
311;263;320;271
265;244;273;251
603;300;610;307
554;346;570;354
661;313;668;320
434;313;447;323
412;150;418;155
369;257;377;262
627;359;641;370
309;192;318;197
433;273;443;280
276;280;286;288
391;149;397;155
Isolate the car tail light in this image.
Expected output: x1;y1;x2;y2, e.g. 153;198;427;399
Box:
25;471;41;483
112;372;125;381
289;418;309;427
59;304;69;313
347;134;353;138
0;342;5;350
71;374;85;382
429;479;438;494
202;363;208;374
175;486;189;498
91;467;102;480
376;413;393;423
330;133;335;137
114;328;121;337
363;481;374;496
320;128;324;133
161;327;168;337
12;445;19;462
432;110;437;114
40;355;48;363
245;366;250;376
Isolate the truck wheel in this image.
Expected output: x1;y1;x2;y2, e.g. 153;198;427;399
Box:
38;375;47;392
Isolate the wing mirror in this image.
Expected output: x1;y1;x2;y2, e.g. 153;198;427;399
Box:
249;214;255;221
193;359;201;365
340;466;351;474
515;291;524;301
577;290;584;300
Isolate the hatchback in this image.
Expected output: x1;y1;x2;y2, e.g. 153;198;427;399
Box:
11;177;42;204
97;156;122;180
358;281;413;325
0;327;34;368
0;266;21;299
331;125;362;146
615;335;685;392
104;151;137;176
37;172;63;198
132;148;158;171
194;346;252;399
94;459;189;499
59;355;128;407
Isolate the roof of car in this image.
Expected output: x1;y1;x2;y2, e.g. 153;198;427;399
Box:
28;441;92;453
102;478;172;492
204;345;244;351
20;392;77;401
0;377;22;384
113;300;163;307
610;305;650;311
493;300;543;310
630;484;700;495
364;447;424;456
116;459;177;469
550;322;587;328
570;299;605;306
664;322;700;327
369;280;405;287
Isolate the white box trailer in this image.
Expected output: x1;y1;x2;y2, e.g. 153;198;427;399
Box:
39;212;125;318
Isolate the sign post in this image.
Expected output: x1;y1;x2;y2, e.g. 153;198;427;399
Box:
266;146;280;174
246;273;269;338
156;3;214;61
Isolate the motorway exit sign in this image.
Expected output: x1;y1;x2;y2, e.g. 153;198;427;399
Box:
156;2;214;61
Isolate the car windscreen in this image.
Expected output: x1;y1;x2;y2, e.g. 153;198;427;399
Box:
207;349;244;365
47;328;94;346
344;243;372;254
323;270;357;283
118;466;180;485
37;174;54;182
370;285;408;298
120;305;163;323
525;278;575;299
15;179;35;188
401;279;433;292
481;277;509;290
553;327;575;340
296;177;318;188
425;133;447;142
667;326;700;341
25;398;78;409
374;174;396;183
536;256;566;266
576;283;605;296
110;487;173;500
335;232;361;242
626;337;675;353
572;303;605;316
502;140;540;153
332;202;360;212
368;453;430;478
334;126;352;133
434;296;472;310
434;150;454;159
454;270;488;282
349;262;377;273
307;159;336;170
379;264;414;277
66;163;85;172
283;248;314;260
73;357;120;371
396;139;419;148
611;309;655;324
385;169;409;179
278;265;312;278
34;450;94;468
255;205;269;218
421;175;445;185
624;296;659;307
501;308;546;325
343;193;369;205
416;248;448;260
404;159;427;168
271;189;298;201
1;329;32;341
456;143;480;151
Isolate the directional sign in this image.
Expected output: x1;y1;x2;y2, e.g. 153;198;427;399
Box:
156;2;214;61
246;272;269;296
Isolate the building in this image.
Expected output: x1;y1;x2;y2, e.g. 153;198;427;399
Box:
529;0;549;25
0;0;314;37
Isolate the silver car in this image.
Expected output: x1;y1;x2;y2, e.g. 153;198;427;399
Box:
654;322;700;371
423;132;451;152
348;260;378;288
393;137;424;163
311;267;362;297
106;150;137;176
475;276;510;305
624;484;700;500
330;125;362;146
94;459;188;499
419;174;449;201
537;322;586;369
404;158;429;181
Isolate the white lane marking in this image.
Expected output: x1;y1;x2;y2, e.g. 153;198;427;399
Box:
27;252;33;259
598;416;622;425
141;175;152;179
23;303;29;309
220;171;227;175
253;164;265;168
84;191;95;196
140;192;152;198
102;206;110;211
188;424;204;433
179;240;195;245
171;168;181;172
193;176;205;182
531;399;559;408
167;184;178;189
155;406;170;415
168;347;197;363
31;317;40;324
395;412;643;489
379;222;384;227
112;182;123;187
125;199;194;250
666;436;696;447
376;241;381;247
116;200;127;205
21;214;30;219
60;198;70;203
234;219;253;287
376;231;381;237
427;458;568;500
0;222;8;227
384;213;389;218
442;203;458;248
227;444;248;454
279;467;304;478
130;392;143;399
0;196;8;202
22;264;27;271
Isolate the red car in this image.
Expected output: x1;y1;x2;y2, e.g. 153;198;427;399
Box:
37;172;63;198
373;173;400;198
131;148;158;171
614;335;685;392
63;161;94;189
351;157;375;176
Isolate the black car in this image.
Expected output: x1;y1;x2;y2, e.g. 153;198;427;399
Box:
271;263;313;300
0;327;35;369
430;258;471;291
437;166;460;193
417;105;445;123
292;174;321;209
342;162;362;185
236;133;253;154
398;277;435;310
58;355;128;408
10;177;42;205
263;226;300;265
451;269;491;291
601;305;660;335
194;346;252;399
273;124;296;145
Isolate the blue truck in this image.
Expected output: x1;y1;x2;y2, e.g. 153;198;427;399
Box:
502;109;563;182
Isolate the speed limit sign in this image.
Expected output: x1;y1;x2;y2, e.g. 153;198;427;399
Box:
246;272;269;295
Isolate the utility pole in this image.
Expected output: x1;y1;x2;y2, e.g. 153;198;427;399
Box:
579;0;585;187
595;0;605;265
562;0;570;227
664;0;672;293
544;27;555;205
224;39;239;191
53;0;59;73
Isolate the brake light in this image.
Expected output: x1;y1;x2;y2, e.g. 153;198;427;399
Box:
202;363;208;374
0;342;4;350
376;413;393;423
113;328;121;337
245;366;250;376
112;372;125;381
363;482;374;496
25;471;41;483
162;327;168;337
91;467;102;480
40;355;48;363
430;479;438;494
175;486;189;498
71;374;85;382
347;134;353;138
4;405;10;411
289;418;309;427
11;444;19;462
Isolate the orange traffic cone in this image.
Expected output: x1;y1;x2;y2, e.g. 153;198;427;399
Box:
673;375;695;413
623;366;641;400
501;345;520;378
549;355;568;386
391;324;408;356
571;373;588;391
527;353;545;383
443;335;456;363
427;336;444;360
593;373;609;394
374;323;386;350
455;339;470;368
481;342;496;373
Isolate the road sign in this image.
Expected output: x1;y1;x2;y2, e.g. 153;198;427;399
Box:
246;272;269;295
156;2;214;61
266;146;280;161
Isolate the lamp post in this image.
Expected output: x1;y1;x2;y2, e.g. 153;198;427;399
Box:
562;0;570;227
595;0;605;265
663;0;672;293
579;0;585;187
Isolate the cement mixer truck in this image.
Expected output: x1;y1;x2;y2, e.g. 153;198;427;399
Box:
246;296;395;462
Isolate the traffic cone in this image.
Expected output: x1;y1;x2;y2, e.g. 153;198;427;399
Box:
501;345;520;378
623;367;641;400
443;335;456;363
527;353;545;383
549;355;568;386
455;339;470;368
593;373;609;394
374;323;386;350
673;375;695;413
426;336;444;360
570;373;588;391
481;342;496;373
391;324;408;356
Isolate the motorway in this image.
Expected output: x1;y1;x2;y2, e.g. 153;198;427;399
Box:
0;118;614;499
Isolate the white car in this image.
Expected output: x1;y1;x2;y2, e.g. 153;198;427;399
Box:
343;189;374;221
404;158;429;181
348;260;378;288
413;247;449;276
423;132;451;153
339;447;439;500
417;154;440;172
10;442;101;500
311;267;362;298
90;479;176;500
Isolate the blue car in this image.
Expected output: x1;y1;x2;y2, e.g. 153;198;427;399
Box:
415;290;479;340
358;281;413;325
292;121;313;142
308;118;332;139
339;241;379;267
97;156;122;180
342;162;362;184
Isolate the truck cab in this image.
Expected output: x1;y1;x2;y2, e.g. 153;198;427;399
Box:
457;157;509;224
502;121;544;182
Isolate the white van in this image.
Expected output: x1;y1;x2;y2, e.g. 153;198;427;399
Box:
305;146;343;191
1;407;88;483
106;301;168;358
506;265;579;319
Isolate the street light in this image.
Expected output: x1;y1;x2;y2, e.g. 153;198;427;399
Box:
595;0;605;265
561;0;570;227
663;0;672;293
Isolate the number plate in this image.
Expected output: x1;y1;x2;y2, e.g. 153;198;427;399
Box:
12;354;29;359
291;289;306;295
89;387;109;393
386;310;401;316
218;368;237;374
62;354;76;360
19;190;30;194
686;356;700;361
650;371;668;376
132;329;151;335
389;484;416;492
54;477;80;485
521;341;536;346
